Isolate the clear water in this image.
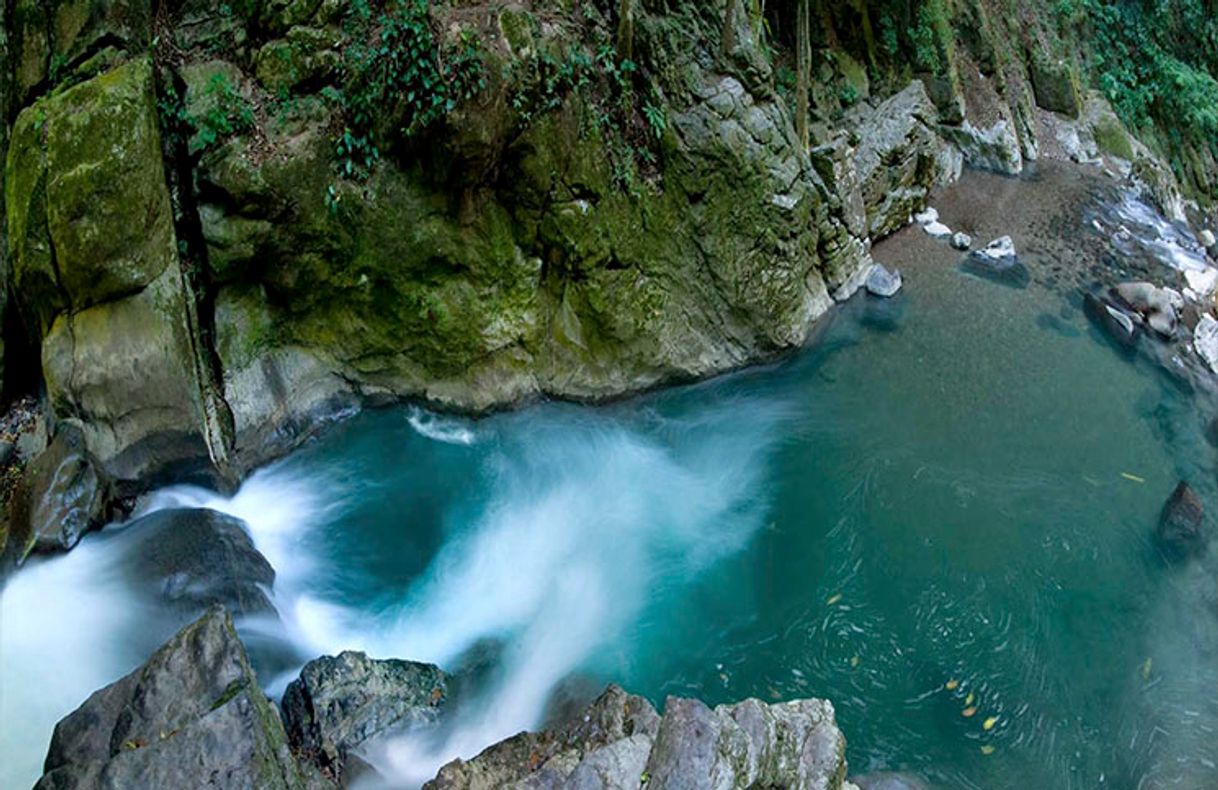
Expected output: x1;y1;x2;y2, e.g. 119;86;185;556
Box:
3;167;1218;789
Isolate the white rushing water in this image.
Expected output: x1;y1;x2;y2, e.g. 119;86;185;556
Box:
0;399;787;788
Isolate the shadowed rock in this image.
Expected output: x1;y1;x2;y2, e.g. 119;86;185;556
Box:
1156;482;1207;561
1084;292;1140;351
960;237;1030;288
35;607;311;789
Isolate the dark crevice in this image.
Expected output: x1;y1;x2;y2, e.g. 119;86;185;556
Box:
154;63;238;486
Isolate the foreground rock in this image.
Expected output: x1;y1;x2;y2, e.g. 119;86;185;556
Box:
283;651;449;782
428;686;849;790
865;264;902;298
36;607;312;789
118;508;276;617
1156;482;1208;561
1194;314;1218;373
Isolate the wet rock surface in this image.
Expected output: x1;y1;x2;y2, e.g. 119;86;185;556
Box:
427;686;848;790
35;607;310;790
117;508;276;617
282;651;448;782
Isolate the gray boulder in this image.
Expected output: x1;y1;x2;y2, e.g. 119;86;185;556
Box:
848;82;961;239
1194;314;1218;373
1112;282;1180;338
950;232;972;251
428;686;849;790
938;119;1024;175
35;607;310;789
17;423;109;557
865;264;903;298
1156;482;1207;561
119;508;276;617
283;651;449;781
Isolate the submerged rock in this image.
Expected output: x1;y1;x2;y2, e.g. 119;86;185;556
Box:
960;236;1030;288
1156;482;1207;561
35;607;309;789
865;264;903;298
1084;292;1141;351
428;686;848;790
119;508;276;617
283;651;448;781
852;772;931;790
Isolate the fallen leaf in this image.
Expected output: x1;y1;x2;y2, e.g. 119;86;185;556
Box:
980;745;995;755
945;679;959;691
962;706;977;717
826;593;843;606
850;655;860;667
983;716;998;731
1121;472;1145;483
1140;657;1152;680
964;692;974;706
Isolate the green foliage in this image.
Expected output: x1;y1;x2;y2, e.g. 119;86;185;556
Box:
838;83;859;108
194;73;255;150
334;0;486;182
643;100;666;138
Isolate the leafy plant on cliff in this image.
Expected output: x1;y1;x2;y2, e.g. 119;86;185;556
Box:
332;0;486;184
194;73;255;151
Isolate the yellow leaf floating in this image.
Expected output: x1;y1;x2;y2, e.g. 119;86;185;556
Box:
983;717;998;731
980;745;995;755
964;692;974;706
945;679;959;691
1121;472;1146;483
962;706;977;717
1141;657;1153;680
850;655;860;668
826;593;843;606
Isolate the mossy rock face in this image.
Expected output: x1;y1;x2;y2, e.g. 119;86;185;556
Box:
43;59;175;307
41;268;206;483
254;28;339;93
5;106;65;337
7;58;174;334
1030;53;1081;118
11;0;51;104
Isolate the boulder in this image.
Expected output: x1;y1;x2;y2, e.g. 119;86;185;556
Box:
283;651;448;781
1112;282;1180;338
428;687;849;790
1201;229;1216;250
950;232;972;250
1030;54;1082;118
119;508;276;618
1084;292;1140;351
923;221;952;239
913;207;939;226
35;607;309;789
1156;482;1207;561
1193;314;1218;373
961;236;1030;288
865;264;902;298
16;423;109;557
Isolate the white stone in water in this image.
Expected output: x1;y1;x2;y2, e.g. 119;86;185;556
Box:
1201;229;1217;248
924;221;952;239
913;207;939;225
1184;267;1218;297
865;263;902;297
951;232;972;250
975;235;1016;261
1194;314;1218;373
